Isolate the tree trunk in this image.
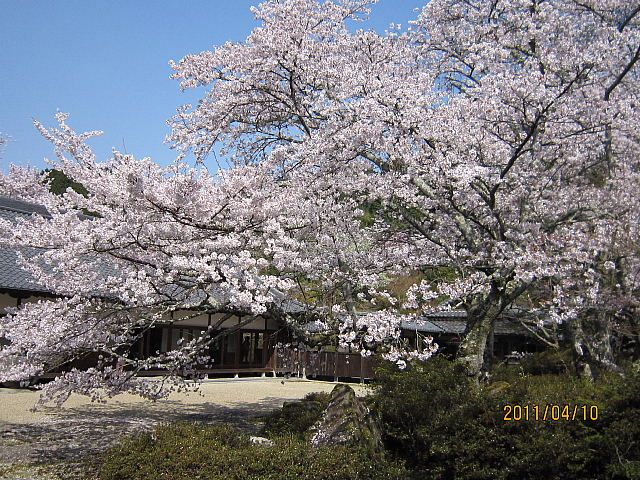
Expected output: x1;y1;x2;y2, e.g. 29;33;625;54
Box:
456;302;502;378
570;313;621;380
483;320;495;372
570;317;594;381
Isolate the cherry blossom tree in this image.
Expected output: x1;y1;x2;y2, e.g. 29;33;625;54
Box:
1;0;639;404
405;0;640;376
168;0;640;377
0;112;417;403
0;114;306;403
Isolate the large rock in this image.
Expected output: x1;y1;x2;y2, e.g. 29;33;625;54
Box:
310;383;381;453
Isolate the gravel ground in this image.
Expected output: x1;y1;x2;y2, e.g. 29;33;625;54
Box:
0;377;369;479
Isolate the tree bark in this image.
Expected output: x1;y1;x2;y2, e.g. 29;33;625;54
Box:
483;319;496;372
456;300;503;378
570;313;621;380
570;317;594;381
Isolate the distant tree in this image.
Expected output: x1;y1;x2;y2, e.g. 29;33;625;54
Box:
45;168;88;196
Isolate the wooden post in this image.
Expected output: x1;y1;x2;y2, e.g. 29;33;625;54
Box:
272;337;278;377
138;333;144;358
302;351;307;380
220;333;226;368
164;327;171;353
234;330;240;371
262;333;268;368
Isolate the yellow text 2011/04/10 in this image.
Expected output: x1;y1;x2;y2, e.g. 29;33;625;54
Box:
503;404;599;422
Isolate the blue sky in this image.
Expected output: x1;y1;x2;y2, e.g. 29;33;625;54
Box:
1;0;426;172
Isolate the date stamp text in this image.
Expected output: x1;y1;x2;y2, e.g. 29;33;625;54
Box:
503;404;599;421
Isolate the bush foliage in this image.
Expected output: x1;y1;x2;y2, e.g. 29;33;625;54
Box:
260;391;330;439
372;356;640;480
99;422;406;480
99;359;639;480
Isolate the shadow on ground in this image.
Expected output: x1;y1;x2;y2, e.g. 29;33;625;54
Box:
0;396;287;467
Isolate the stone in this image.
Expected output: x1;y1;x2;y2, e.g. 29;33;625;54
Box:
250;435;275;446
310;383;381;453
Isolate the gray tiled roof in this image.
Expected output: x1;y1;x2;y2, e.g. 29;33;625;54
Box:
425;310;467;319
0;196;50;293
494;319;530;336
401;310;468;334
268;287;308;314
400;319;446;333
400;317;467;334
0;196;50;218
431;319;467;334
402;310;531;336
0;246;50;293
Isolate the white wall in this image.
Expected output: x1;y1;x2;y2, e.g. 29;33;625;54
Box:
172;309;210;327
157;310;282;330
0;293;52;314
21;295;49;304
0;293;18;313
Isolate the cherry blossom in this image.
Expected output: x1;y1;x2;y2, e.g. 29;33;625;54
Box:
1;0;638;402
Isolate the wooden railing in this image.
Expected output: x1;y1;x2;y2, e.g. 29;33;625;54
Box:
272;347;376;380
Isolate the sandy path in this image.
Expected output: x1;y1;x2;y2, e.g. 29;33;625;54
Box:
0;378;369;478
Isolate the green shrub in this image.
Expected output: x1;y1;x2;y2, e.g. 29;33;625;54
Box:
260;391;330;438
371;356;640;480
489;350;575;383
99;364;640;480
99;421;407;480
519;349;575;376
599;367;640;480
373;357;509;479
